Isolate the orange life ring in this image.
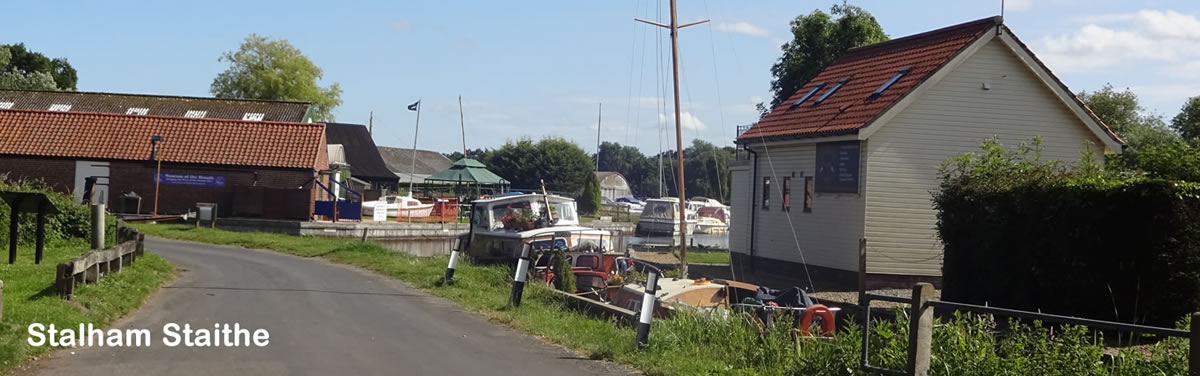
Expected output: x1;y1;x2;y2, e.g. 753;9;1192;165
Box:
799;304;836;337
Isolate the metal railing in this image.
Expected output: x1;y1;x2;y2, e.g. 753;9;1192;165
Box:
859;284;1195;376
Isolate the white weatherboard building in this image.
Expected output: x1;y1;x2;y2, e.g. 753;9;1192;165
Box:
730;17;1123;287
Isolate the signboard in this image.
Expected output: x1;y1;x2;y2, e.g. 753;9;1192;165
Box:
372;200;387;221
815;141;860;193
155;173;226;187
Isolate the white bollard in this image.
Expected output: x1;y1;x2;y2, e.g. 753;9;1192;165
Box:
636;271;659;347
444;250;460;283
509;245;531;307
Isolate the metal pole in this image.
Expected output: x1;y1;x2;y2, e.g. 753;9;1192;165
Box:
636;271;659;346
91;203;105;250
409;101;421;196
510;244;532;307
596;103;602;171
153;153;162;216
668;0;688;278
459;96;468;157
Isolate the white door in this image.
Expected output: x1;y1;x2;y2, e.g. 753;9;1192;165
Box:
74;161;111;205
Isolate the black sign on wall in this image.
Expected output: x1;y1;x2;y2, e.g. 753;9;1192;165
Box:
815;140;860;193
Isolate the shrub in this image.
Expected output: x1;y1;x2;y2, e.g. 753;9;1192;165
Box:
935;137;1200;327
550;249;575;292
0;175;101;245
577;174;601;216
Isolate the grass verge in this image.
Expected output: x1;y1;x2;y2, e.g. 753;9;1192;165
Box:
131;224;1191;376
0;240;174;375
676;248;729;264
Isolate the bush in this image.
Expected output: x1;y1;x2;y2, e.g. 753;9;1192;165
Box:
0;175;102;246
576;174;601;216
935;137;1200;327
550;249;575;292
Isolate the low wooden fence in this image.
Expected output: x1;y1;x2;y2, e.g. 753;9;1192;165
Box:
860;283;1199;376
55;226;145;299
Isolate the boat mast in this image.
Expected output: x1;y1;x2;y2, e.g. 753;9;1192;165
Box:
637;0;707;278
596;103;602;171
459;96;468;157
409;101;421;196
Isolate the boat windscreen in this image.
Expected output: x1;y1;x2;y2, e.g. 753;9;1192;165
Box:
641;201;676;220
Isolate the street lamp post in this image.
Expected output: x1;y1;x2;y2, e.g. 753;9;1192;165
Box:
151;136;164;216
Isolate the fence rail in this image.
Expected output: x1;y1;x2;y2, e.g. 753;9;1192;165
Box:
860;284;1198;376
55;226;145;299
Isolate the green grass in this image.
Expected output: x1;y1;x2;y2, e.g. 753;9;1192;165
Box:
677;248;730;264
0;239;174;375
131;224;1191;376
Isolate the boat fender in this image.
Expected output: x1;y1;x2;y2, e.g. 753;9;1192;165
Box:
799;304;836;337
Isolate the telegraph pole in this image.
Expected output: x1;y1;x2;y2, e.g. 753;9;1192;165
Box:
636;0;707;278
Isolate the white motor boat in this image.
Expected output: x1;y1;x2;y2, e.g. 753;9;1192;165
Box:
635;198;697;237
362;195;434;219
695;206;729;234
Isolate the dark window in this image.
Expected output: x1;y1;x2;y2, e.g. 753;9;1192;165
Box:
782;177;792;212
790;83;826;109
804;176;814;213
870;68;913;100
762;177;771;210
813;78;849;105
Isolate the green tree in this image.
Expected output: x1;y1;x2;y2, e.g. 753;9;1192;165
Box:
485;138;594;194
0;44;76;91
210;34;342;121
578;174;602;215
1171;96;1200;141
1078;84;1179;151
767;3;888;109
550;249;575;292
444;148;490;163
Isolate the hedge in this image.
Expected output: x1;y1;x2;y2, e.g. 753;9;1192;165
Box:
934;138;1200;328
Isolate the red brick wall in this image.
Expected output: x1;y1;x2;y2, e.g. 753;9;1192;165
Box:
0;155;317;220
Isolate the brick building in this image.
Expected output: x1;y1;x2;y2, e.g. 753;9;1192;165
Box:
0;109;328;220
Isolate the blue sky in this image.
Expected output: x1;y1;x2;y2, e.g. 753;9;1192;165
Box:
4;1;1199;155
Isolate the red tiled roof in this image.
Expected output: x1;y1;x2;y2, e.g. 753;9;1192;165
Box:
739;17;1000;141
0;109;328;170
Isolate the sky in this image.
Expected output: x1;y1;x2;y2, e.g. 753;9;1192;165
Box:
4;1;1200;156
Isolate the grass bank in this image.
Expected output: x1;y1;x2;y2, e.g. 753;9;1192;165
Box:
677;248;729;264
132;224;1190;376
0;240;174;375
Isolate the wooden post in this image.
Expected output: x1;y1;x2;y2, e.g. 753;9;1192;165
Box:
7;195;20;264
361;228;369;243
135;234;145;258
907;283;935;376
91;204;105;250
35;199;47;264
0;280;4;322
1191;312;1199;376
56;263;74;298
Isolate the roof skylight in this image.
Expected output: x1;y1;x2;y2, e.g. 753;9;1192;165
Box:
870;68;912;99
242;112;265;121
814;78;850;105
48;104;71;112
126;107;149;116
789;83;826;109
184;110;207;118
0;101;13;110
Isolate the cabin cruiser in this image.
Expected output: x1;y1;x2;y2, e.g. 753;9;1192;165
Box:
463;193;619;263
361;195;434;218
695;206;729;234
635;198;697;237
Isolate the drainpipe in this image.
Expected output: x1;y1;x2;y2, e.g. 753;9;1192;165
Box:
743;145;758;272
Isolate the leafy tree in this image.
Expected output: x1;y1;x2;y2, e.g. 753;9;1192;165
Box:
211;34;342;121
444;148;490;162
1078;84;1178;151
767;3;888;109
578;174;602;215
1171;96;1200;141
485;138;594;194
0;44;76;91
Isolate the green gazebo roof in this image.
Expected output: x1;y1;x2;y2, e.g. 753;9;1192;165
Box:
425;158;509;185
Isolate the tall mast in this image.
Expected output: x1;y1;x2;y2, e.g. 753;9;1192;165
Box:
596;103;602;171
636;0;707;278
459;96;468;157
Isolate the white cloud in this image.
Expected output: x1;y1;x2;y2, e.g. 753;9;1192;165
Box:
1006;0;1033;12
389;19;411;33
658;111;706;131
1035;10;1200;72
715;22;769;38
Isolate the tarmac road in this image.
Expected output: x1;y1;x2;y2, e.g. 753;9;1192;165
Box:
26;237;632;376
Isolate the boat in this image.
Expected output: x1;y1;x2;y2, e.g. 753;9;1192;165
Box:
463;193;623;266
615;196;645;213
635;198;697;237
361;195;434;218
695;206;728;234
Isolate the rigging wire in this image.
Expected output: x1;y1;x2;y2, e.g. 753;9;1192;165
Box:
623;0;643;146
701;0;729;203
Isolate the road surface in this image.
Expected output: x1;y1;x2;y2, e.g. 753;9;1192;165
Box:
27;237;632;376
